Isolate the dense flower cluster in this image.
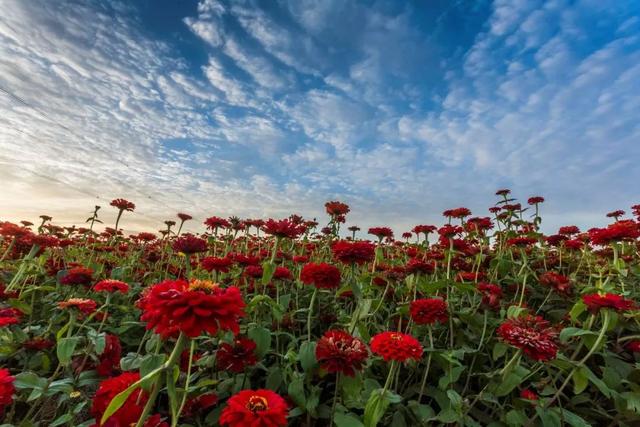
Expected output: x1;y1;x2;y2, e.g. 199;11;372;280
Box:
139;279;245;338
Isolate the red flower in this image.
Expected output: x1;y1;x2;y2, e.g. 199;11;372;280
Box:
58;298;98;314
300;263;341;289
412;224;437;235
60;267;94;286
262;219;306;239
244;265;263;278
405;258;434;275
589;220;640;245
370;331;423;362
216;338;258;373
496;189;511;196
97;334;122;376
506;236;537;247
368;227;394;240
23;336;55;351
110;199;135;212
201;256;233;273
91;372;147;426
0;308;22;327
273;266;292;281
528;196;544;205
94;279;129;294
443;207;472;219
325;201;350;217
331;240;375;265
410;299;448;325
582;293;635;313
184;392;219;417
558;225;580;235
496;315;558;362
220;389;289;427
177;213;193;222
204;216;231;230
520;389;538;401
477;283;503;309
626;340;640;353
539;272;571;295
315;330;368;376
139;279;245;339
0;368;15;411
173;234;208;254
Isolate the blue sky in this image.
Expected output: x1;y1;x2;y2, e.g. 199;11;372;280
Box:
0;0;639;234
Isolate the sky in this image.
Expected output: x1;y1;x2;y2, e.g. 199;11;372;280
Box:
0;0;639;235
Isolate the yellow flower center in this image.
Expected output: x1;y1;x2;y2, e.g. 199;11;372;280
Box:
188;279;219;292
246;395;269;412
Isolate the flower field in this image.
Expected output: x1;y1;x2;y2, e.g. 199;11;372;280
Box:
1;191;640;427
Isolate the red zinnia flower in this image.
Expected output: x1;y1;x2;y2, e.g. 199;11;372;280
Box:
582;293;635;313
496;315;558;361
262;219;306;239
139;279;245;339
331;240;375;265
110;199;135;212
216;338;258;373
589;220;640;246
60;267;94;286
325;201;350;217
412;224;437;235
219;389;289;427
58;298;98;314
370;331;423;362
204;216;231;231
368;227;394;240
558;225;580;235
0;368;15;411
273;266;292;281
23;336;55;351
410;298;448;325
178;213;193;222
300;263;341;289
626;340;640;353
538;272;571;295
184;392;219;417
0;308;22;327
201;256;233;273
94;279;129;294
528;196;544;205
96;334;122;376
316;330;368;376
443;207;472;219
520;389;538;401
405;258;434;275
91;372;147;426
173;234;208;254
477;283;503;309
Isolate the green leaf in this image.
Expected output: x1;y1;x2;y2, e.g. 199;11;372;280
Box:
298;341;318;372
505;409;527;426
573;366;589;395
406;401;434;423
364;388;392;427
140;354;166;391
535;406;561;427
56;337;80;366
50;414;74;427
494;366;530;397
559;327;597;343
446;389;463;412
13;372;46;391
569;301;587;321
100;382;141;425
492;342;508;361
266;368;283;391
261;262;276;285
287;375;306;408
553;408;591;427
248;325;271;359
87;329;106;354
334;412;364;427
